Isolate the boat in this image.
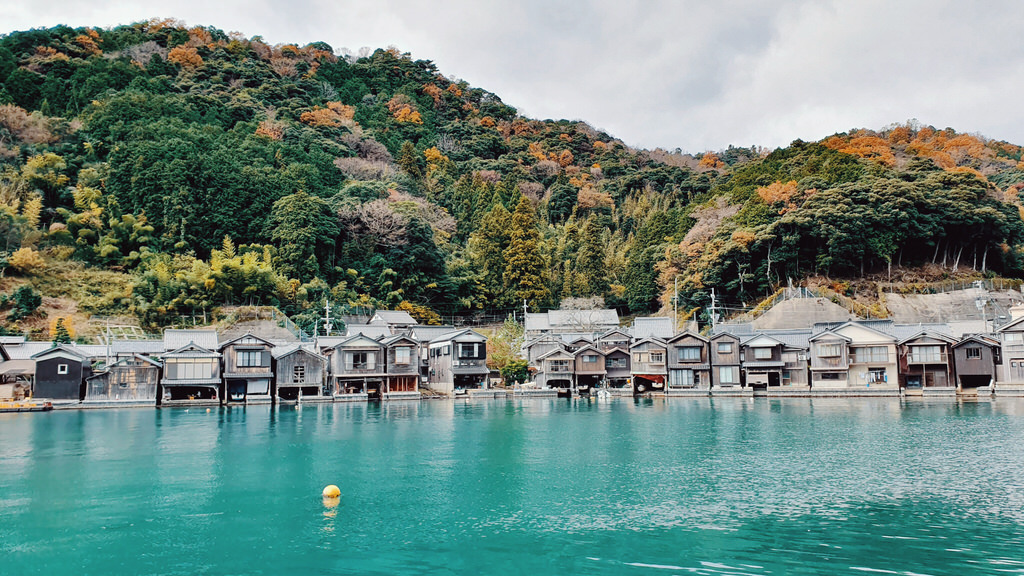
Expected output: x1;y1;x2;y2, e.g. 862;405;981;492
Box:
596;389;612;400
0;400;54;413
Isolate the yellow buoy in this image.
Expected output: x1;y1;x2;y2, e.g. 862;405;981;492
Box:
322;484;341;499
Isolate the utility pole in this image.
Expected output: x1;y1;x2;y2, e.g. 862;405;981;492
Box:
322;300;334;336
673;276;678;334
707;288;718;329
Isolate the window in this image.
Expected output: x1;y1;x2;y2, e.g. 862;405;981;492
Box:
550;359;571;372
237;350;263;367
719;366;736;383
816;344;842;357
853;346;888;363
965;347;981;360
910;345;942;363
1005;333;1024;344
458;343;482;359
293;365;306;383
678;347;702;361
867;368;886;383
346;352;375;370
819;372;841;380
606;357;627;368
717;342;733;354
670;369;696;387
649;351;664;363
57;363;69;375
395;347;411;365
168;358;213;380
582;354;598;363
753;347;772;360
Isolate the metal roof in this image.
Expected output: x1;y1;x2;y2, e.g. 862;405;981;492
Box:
410;326;457;343
345;324;392;339
525;309;620;332
371;310;418;325
163;329;218;351
3;342;58;360
112;340;165;355
630;317;675;340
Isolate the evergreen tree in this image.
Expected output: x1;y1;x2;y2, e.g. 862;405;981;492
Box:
503;197;549;308
467;203;512;305
577;217;608;296
53;318;71;344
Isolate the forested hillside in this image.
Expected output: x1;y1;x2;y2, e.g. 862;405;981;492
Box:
1;20;1023;336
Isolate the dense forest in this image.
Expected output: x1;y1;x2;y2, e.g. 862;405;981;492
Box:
1;20;1024;336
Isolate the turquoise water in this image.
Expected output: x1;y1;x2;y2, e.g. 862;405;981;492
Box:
3;398;1024;575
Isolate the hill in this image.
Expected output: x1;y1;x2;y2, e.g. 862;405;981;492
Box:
1;20;1023;337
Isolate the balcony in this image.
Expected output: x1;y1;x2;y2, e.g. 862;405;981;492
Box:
811;356;848;369
849;354;889;365
906;352;949;364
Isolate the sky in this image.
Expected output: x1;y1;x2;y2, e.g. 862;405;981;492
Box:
3;0;1024;153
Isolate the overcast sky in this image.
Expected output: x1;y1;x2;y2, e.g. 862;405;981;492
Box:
4;1;1023;152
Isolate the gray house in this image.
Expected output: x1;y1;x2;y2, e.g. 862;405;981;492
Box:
370;310;419;335
272;345;327;402
219;334;275;404
160;342;222;405
952;335;1000;394
710;332;742;388
381;334;421;400
426;329;489;394
327;333;386;400
535;348;575;392
740;334;787;389
603;347;631;389
573;345;606;394
666;331;710;390
84;354;160;405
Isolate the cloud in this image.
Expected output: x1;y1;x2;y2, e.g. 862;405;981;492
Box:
2;0;1023;152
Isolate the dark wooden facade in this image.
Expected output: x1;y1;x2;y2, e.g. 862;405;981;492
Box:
666;332;710;389
952;336;1000;390
219;334;275;404
84;354;160;404
273;346;327;401
31;345;91;402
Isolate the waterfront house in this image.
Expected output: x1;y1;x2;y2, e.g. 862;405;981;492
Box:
0;344;34;400
665;331;710;390
344;323;393;339
597;329;631;352
898;331;957;393
369;310;419;335
951;335;1001;394
84;354;160;405
764;329;812;388
411;325;456;383
160;343;222;405
31;345;91;403
997;313;1024;395
603;346;631;389
809;322;898;391
535;348;575;392
710;332;742;388
573;345;606;394
272;345;327;402
525;335;565;367
219;334;275;404
426;329;489;394
630;338;668;393
380;334;420;399
740;334;787;389
327;334;386;400
566;336;594;352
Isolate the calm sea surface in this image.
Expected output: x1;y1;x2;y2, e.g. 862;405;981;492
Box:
2;398;1024;575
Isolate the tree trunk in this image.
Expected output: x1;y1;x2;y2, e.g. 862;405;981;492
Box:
932;240;941;264
953;245;964;271
982;247;988;273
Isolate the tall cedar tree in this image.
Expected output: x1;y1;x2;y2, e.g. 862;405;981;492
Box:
503;197;549;308
577;218;607;296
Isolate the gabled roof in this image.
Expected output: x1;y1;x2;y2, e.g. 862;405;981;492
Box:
344;324;392;339
380;334;418;347
953;334;1001;348
106;353;163;368
272;344;326;361
630;317;675;340
898;330;957;346
573;344;605;357
537;348;574;361
760;329;814;350
428;329;487;345
666;330;709;344
568;336;594;346
629;337;667;349
31;344;89;360
997;315;1024;333
808;329;852;343
163;329;218;351
218;332;276;350
829;321;897;342
371;310;418;325
710;331;741;341
410;325;457;343
742;334;785;347
0;336;26;345
604;346;630;356
330;333;385;350
163;342;221;357
526;309;620;332
1;341;54;360
598;328;631;340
